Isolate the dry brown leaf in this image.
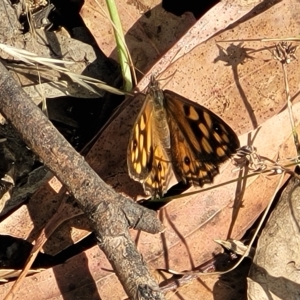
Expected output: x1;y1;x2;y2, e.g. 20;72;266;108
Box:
247;176;300;300
0;246;126;299
80;0;196;75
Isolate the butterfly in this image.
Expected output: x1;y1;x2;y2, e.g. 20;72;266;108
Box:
127;76;240;199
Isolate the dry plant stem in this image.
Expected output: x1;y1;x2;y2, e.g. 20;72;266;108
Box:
165;172;285;277
218;173;285;274
0;62;164;300
282;63;300;156
210;172;285;275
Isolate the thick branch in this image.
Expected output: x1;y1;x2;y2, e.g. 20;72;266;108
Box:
0;61;164;299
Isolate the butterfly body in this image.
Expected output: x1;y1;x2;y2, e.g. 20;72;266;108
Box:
150;85;171;150
127;77;240;199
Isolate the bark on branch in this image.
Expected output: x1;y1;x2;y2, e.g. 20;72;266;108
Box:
0;61;165;300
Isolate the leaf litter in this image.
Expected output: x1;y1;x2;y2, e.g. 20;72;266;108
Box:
1;0;300;299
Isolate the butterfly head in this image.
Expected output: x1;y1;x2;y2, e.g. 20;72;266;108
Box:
148;76;164;106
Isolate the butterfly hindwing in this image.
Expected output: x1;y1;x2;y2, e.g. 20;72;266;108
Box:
142;142;176;198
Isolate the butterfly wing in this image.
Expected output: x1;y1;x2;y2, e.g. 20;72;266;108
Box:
164;90;240;186
142;140;176;198
127;93;177;198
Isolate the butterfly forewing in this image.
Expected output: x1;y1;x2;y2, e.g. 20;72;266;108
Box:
127;94;154;181
164;90;240;186
127;92;176;198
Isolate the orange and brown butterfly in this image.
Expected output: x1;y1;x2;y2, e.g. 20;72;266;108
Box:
127;76;240;199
